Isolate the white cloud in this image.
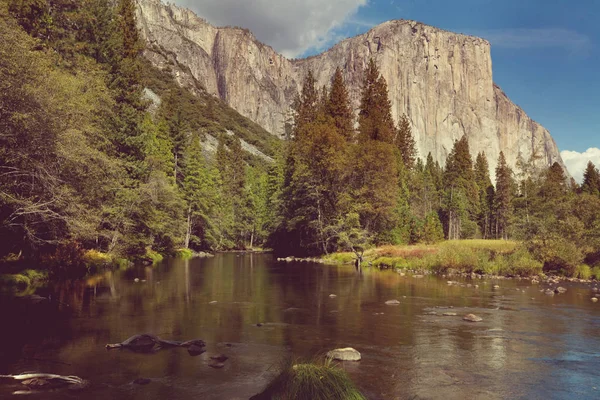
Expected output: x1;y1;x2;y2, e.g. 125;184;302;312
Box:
561;148;600;183
174;0;368;58
468;28;591;56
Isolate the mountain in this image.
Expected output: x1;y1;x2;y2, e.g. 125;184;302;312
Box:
136;0;566;175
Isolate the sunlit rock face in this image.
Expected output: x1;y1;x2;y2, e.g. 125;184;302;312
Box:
136;0;567;175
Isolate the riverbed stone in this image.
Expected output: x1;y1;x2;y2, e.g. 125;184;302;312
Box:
329;294;337;298
545;289;555;296
133;378;151;385
463;314;483;322
385;300;401;305
555;287;567;294
443;312;457;316
592;298;598;303
326;347;361;361
187;345;206;356
210;354;229;362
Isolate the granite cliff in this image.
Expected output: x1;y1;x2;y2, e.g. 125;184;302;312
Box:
136;0;566;175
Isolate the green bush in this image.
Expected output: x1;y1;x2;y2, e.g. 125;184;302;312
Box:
175;248;194;259
575;264;592;280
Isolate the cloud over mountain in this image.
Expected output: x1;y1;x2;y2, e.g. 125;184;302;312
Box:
561;148;600;183
174;0;367;57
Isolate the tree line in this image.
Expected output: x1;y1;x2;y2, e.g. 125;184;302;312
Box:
1;0;599;277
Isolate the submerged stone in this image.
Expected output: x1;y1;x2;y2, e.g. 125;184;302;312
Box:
385;300;401;305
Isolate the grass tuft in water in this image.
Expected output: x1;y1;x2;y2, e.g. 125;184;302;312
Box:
252;359;366;400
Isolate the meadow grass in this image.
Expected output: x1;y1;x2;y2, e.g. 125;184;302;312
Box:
323;240;544;277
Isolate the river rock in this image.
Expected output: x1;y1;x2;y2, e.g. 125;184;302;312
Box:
592;287;599;292
544;289;555;296
208;362;225;369
385;300;401;305
493;285;500;289
463;314;483;322
592;298;598;303
210;354;228;362
133;378;151;385
555;287;567;294
329;294;337;298
187;345;206;356
443;312;457;316
326;348;361;361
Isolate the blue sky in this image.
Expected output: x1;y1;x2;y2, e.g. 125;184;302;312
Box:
180;0;600;180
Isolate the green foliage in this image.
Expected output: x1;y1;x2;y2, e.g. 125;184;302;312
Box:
575;264;592;280
174;247;194;259
253;361;366;400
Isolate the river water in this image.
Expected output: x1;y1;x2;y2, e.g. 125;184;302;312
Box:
1;253;600;399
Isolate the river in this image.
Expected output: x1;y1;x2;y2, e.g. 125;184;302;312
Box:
1;253;600;399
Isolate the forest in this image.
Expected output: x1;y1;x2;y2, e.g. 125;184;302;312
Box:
1;0;600;279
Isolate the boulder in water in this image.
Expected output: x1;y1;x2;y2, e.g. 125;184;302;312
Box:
463;314;483;322
554;287;567;294
385;300;400;305
326;347;361;361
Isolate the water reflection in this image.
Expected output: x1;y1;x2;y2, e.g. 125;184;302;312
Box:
1;254;599;399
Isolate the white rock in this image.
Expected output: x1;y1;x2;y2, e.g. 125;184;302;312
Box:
326;348;361;361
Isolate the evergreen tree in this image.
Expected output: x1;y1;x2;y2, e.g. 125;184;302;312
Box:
474;152;494;238
494;151;515;240
581;161;600;196
357;59;395;143
327;67;354;140
442;136;479;239
395;114;417;169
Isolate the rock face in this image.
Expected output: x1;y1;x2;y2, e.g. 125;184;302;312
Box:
136;0;567;174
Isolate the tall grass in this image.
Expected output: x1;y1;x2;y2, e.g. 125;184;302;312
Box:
323;240;542;277
252;359;366;400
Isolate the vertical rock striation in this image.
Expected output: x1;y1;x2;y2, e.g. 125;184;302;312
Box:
136;0;566;175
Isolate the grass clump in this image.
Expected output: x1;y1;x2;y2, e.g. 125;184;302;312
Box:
252;360;365;400
175;248;194;259
322;252;356;265
372;256;408;269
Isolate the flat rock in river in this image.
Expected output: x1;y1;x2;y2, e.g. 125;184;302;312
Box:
385;300;401;305
463;314;483;322
326;347;361;361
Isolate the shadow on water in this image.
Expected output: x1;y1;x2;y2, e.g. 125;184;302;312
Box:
1;253;600;399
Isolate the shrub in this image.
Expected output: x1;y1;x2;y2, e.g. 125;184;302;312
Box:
175;248;194;259
591;267;600;281
575;264;592;280
505;246;543;276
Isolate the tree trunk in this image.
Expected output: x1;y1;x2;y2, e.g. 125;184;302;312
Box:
184;205;192;249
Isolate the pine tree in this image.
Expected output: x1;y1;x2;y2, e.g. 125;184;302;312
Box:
474;152;494;238
293;70;318;135
443;136;479;239
395;114;417;169
581;161;600;196
494;151;515;240
357;59;395;143
327;67;354;140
